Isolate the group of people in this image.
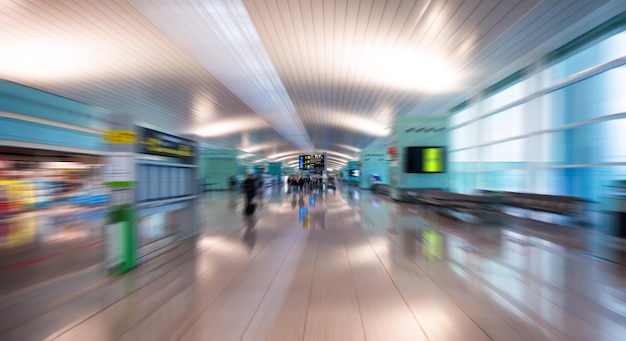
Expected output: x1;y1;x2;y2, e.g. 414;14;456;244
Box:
287;175;333;194
237;173;338;215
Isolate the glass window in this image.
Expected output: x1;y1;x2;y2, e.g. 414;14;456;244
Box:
531;131;565;166
600;118;626;162
498;106;523;140
599;66;626;115
536;93;562;130
449;149;477;170
447;29;625;221
484;81;525;113
598;30;626;63
452;122;480;149
567;123;601;165
482;139;526;164
449;127;466;151
500;170;529;192
450;105;477;127
549;43;601;85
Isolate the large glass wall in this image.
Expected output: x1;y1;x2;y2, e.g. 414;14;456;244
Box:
448;28;626;231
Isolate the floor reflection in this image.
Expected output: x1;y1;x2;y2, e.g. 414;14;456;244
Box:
242;215;257;251
3;187;626;340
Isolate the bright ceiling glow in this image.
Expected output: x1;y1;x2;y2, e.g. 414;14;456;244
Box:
131;0;314;151
192;94;216;124
331;115;390;137
333;144;362;154
267;151;305;161
239;142;278;154
358;49;461;92
196;119;267;137
325;151;361;161
236;153;258;160
0;41;94;80
298;104;391;138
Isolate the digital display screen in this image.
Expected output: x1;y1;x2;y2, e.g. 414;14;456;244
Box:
299;155;311;170
137;127;197;164
311;154;325;169
404;147;446;173
299;154;325;170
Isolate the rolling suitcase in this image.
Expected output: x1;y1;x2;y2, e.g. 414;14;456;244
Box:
245;203;256;215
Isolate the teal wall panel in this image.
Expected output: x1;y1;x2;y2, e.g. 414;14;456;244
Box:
347;161;360;183
360;149;389;189
389;116;448;195
0;80;109;130
268;162;282;177
201;149;239;159
0;116;103;151
200;154;237;190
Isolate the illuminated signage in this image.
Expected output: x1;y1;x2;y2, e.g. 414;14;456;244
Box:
137;127;197;164
299;154;311;169
102;130;137;144
423;148;443;172
299;153;325;170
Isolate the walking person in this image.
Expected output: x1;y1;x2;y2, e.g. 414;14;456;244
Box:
242;174;257;215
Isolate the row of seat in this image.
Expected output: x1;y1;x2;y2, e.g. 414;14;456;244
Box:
413;189;492;221
371;183;391;196
370;187;587;226
501;191;586;216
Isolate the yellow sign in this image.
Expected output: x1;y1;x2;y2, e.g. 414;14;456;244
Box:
142;138;195;157
102;130;137;144
423;148;443;172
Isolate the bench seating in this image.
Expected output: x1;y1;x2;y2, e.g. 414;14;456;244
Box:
413;189;492;221
475;190;588;225
413;189;588;226
371;184;391;196
500;191;587;222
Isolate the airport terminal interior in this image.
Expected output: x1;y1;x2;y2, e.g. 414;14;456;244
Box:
1;0;626;340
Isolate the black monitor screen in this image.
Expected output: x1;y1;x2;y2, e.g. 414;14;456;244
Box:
300;154;325;170
404;147;446;173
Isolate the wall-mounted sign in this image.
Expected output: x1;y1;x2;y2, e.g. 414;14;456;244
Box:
102;130;137;144
137;127;197;164
202;149;238;158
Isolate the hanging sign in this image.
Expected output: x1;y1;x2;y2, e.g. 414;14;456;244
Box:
137;127;197;164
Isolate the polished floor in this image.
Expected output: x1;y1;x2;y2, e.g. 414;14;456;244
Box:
1;184;625;340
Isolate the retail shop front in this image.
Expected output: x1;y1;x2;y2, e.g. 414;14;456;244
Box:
0;146;109;292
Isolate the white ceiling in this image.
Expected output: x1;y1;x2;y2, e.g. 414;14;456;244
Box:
1;0;625;168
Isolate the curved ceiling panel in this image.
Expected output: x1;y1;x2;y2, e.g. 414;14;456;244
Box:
1;0;624;166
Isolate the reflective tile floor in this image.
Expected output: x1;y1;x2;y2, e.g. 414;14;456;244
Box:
1;184;625;340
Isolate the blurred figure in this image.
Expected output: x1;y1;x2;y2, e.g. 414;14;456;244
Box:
242;215;257;251
228;176;237;191
228;192;237;212
298;177;304;193
241;174;257;209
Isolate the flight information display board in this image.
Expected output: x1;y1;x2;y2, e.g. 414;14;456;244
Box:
310;154;325;169
299;154;325;170
299;155;311;170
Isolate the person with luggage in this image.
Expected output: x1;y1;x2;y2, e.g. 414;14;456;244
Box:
242;174;257;215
